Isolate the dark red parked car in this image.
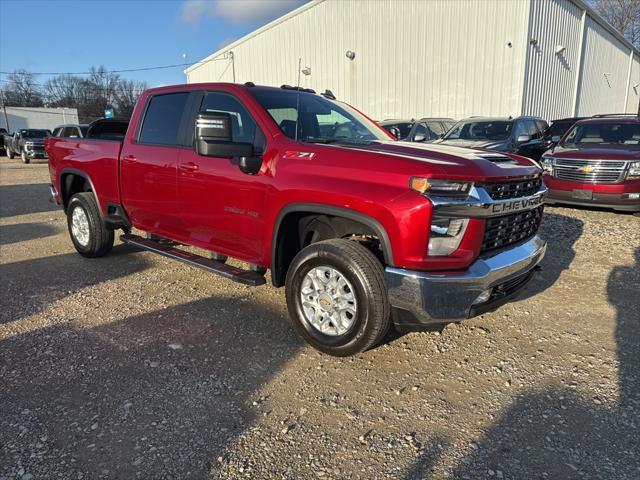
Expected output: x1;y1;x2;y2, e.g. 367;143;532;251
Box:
542;115;640;213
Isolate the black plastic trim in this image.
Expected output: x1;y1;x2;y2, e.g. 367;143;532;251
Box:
59;168;101;213
270;203;394;286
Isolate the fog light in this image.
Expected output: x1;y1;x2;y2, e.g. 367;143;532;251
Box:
472;289;492;305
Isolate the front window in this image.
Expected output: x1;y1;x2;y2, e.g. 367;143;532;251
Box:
20;129;49;139
443;121;513;141
251;90;389;143
380;122;413;139
563;122;640;147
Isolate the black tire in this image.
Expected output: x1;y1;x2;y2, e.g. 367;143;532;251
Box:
21;150;29;164
66;192;114;257
285;239;390;356
8;149;15;159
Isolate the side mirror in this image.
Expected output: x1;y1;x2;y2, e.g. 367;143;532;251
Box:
388;127;401;140
413;133;427;142
551;135;561;144
239;156;262;175
516;134;531;144
195;112;253;158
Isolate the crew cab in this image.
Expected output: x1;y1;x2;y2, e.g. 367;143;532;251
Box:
542;115;640;213
47;83;547;356
438;116;549;162
6;128;50;163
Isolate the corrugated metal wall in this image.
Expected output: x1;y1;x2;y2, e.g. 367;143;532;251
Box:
187;0;639;121
576;16;636;116
521;0;583;120
626;54;640;114
187;0;530;120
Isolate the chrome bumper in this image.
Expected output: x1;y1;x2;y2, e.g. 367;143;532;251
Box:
386;235;547;327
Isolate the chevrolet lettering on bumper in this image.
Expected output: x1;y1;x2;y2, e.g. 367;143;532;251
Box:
490;195;544;214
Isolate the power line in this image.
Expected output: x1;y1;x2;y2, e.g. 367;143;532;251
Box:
0;54;231;77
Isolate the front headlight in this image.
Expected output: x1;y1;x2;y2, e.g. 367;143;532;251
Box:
428;217;469;256
410;177;473;196
627;161;640;180
542;157;554;176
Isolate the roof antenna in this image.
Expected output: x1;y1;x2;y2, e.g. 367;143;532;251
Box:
294;57;302;142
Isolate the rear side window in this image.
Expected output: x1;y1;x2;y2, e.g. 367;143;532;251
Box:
139;93;189;146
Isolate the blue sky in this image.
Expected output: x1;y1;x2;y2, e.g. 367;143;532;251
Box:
0;0;307;87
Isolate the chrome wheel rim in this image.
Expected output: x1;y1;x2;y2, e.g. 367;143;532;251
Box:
71;206;90;246
300;266;358;336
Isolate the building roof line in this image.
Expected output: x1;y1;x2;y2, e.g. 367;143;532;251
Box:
185;0;325;75
570;0;639;57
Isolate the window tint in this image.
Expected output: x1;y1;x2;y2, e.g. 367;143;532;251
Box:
63;126;79;137
524;120;539;138
200;92;257;144
139;92;189;146
445;121;513;141
52;127;62;137
426;122;445;135
513;121;528;138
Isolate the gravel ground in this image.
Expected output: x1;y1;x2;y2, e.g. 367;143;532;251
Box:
0;157;639;480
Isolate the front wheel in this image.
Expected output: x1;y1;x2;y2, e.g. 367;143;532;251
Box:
67;192;114;257
285;239;390;356
21;150;29;164
8;148;15;159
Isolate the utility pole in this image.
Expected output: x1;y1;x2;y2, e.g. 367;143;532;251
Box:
0;89;9;132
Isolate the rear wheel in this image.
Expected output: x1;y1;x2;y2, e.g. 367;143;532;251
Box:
21;150;29;164
67;192;114;257
285;239;390;356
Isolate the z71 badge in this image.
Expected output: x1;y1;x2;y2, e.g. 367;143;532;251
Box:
491;195;543;214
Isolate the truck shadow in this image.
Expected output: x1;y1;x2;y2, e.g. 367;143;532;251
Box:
519;211;584;299
402;249;640;479
0;296;302;479
0;244;149;324
0;183;60;219
0;221;61;245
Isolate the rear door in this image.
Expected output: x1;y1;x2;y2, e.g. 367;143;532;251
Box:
120;91;190;237
177;90;268;263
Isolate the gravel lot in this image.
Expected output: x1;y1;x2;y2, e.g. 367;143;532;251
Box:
1;157;639;480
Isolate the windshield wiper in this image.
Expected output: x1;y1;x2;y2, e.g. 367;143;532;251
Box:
302;137;341;144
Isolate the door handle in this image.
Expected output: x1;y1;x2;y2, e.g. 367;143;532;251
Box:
123;155;137;162
180;162;199;172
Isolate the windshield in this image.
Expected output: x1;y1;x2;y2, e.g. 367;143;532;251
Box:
20;129;49;139
546;120;578;138
443;120;513;141
250;90;389;143
562;122;640;147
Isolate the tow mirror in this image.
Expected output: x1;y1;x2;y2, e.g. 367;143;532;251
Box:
516;134;531;144
551;135;561;144
195;112;253;158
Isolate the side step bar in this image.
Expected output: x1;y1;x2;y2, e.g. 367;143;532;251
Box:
120;234;266;286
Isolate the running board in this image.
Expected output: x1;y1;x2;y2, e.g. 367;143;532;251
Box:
120;234;266;286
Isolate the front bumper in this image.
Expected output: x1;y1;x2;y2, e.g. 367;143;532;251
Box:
546;188;640;212
386;235;547;328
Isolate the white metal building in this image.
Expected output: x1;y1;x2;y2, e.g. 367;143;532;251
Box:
0;106;79;132
186;0;640;122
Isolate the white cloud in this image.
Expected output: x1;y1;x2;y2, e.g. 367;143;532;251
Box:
216;36;238;50
180;0;307;26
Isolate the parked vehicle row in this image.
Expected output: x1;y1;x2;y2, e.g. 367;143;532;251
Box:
379;118;456;142
46;82;547;356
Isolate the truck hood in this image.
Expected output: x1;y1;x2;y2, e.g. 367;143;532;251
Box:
435;138;509;150
323;140;539;180
549;144;640;161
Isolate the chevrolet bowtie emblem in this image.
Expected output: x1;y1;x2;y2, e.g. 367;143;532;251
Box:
579;166;595;173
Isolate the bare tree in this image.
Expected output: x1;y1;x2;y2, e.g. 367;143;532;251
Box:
113;79;147;119
591;0;640;48
2;70;44;107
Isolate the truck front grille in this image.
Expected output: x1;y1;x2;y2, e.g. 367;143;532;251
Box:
481;206;543;253
482;177;543;200
553;158;627;184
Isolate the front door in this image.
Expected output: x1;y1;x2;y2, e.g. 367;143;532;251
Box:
177;91;268;264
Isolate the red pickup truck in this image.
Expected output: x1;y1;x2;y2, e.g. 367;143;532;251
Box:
542;115;640;213
46;83;547;356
